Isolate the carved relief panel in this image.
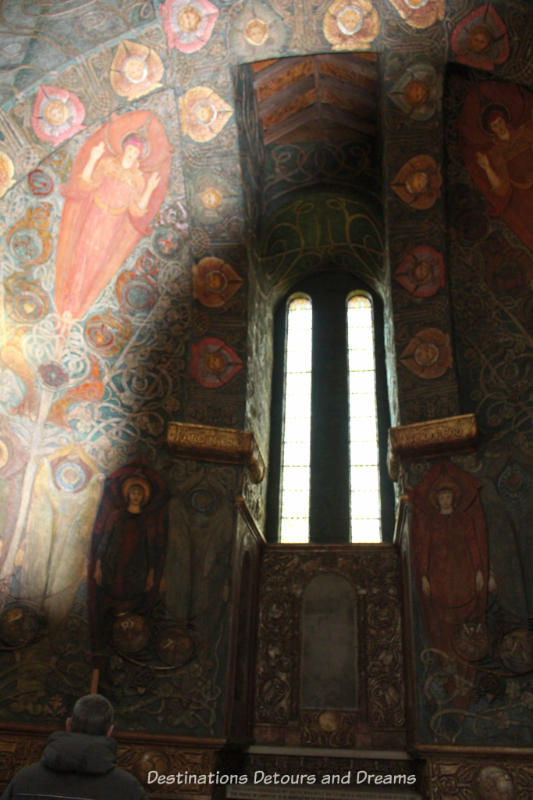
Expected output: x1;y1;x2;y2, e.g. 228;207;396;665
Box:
253;544;406;750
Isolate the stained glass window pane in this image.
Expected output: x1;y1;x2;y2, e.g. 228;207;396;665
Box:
280;295;312;543
348;295;381;543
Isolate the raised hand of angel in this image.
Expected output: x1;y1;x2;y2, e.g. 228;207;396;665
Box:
475;151;490;171
139;171;160;210
82;141;106;182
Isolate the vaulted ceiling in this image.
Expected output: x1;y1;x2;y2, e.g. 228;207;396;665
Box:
251;53;378;145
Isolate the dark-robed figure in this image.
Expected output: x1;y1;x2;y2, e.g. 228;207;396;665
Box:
88;460;169;665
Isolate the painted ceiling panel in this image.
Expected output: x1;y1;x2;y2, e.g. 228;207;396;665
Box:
0;0;155;102
252;52;378;144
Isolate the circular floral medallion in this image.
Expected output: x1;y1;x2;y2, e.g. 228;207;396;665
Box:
161;0;219;54
52;457;92;493
7;280;49;323
31;85;86;146
498;629;533;674
323;0;379;50
0;605;40;647
152;225;182;259
156;626;195;666
38;361;69;389
112;613;150;654
244;18;269;45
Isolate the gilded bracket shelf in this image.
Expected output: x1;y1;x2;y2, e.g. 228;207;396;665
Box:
167;422;265;483
388;413;478;479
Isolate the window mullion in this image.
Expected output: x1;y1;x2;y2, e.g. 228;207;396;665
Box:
309;288;351;543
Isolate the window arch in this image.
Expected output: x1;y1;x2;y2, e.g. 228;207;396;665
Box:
267;272;393;544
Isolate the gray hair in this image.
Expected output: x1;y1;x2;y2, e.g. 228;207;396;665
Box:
70;694;114;736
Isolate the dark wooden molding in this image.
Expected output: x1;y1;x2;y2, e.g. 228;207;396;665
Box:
388;413;478;479
167;422;265;483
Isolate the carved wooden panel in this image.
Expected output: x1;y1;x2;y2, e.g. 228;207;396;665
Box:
422;754;533;800
253;545;406;749
0;729;225;799
225;504;263;743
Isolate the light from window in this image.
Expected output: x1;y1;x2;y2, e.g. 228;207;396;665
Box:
279;295;312;543
347;295;381;543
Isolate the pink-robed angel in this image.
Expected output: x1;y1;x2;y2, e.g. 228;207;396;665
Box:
54;110;171;324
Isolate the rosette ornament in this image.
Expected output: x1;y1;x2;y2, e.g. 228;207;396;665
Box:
161;0;219;53
110;41;164;100
179;86;233;142
31;86;85;147
323;0;379;50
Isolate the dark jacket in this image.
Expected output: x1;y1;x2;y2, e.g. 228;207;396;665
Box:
0;731;148;800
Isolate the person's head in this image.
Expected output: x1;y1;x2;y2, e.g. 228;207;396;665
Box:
436;486;454;514
67;694;114;736
121;134;146;167
122;476;151;512
488;111;510;141
128;483;146;508
468;24;492;54
483;106;510;141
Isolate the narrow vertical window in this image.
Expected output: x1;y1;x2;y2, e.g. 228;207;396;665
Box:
347;295;381;543
279;295;312;543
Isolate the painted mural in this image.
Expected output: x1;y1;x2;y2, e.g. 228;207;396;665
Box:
402;53;533;749
408;457;533;747
0;1;531;780
459;82;533;252
0;2;248;734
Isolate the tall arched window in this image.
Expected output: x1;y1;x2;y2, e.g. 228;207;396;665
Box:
347;295;381;543
279;295;312;543
267;273;393;544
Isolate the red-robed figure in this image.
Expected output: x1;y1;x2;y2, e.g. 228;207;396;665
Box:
88;461;169;665
411;460;489;661
459;81;533;252
55;110;171;325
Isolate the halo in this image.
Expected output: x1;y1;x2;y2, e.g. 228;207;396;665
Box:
122;475;151;504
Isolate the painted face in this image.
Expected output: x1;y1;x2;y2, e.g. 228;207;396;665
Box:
128;484;146;506
177;5;202;33
122;143;142;168
206;270;226;291
468;26;492;53
477;766;514;800
436;488;454;514
194;101;217;125
44;99;69;127
404;80;429;107
206;351;226;373
337;6;363;36
412;260;432;282
489;115;510;141
414;341;439;367
123;56;148;84
201;187;222;209
244;18;269;45
406;170;429;194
